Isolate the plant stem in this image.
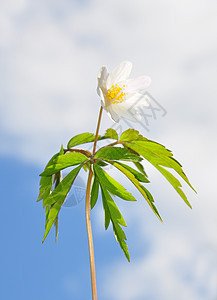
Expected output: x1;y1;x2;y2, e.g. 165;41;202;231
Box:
85;105;103;300
93;106;103;155
63;148;91;156
85;167;97;300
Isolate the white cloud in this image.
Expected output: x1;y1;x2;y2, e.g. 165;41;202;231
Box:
102;232;217;300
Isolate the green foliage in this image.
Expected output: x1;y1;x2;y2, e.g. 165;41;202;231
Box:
42;165;82;242
93;164;137;202
109;161;162;222
95;146;142;162
100;182;130;261
114;162;149;183
120;128;146;142
90;175;99;209
38;127;195;261
37;153;60;202
40;152;88;176
104;128;119;140
124;139;195;207
133;161;148;177
95;147;128;160
68;132;96;148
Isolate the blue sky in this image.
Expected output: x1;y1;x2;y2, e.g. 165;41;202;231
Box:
1;0;217;299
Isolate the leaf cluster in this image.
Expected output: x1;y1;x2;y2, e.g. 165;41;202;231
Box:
37;129;196;260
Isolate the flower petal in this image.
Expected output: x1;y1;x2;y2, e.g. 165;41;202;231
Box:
107;61;132;88
105;105;120;122
97;66;109;96
125;93;149;109
111;102;142;122
98;88;105;107
125;76;151;93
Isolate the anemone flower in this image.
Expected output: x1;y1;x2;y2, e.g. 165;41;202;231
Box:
97;61;151;122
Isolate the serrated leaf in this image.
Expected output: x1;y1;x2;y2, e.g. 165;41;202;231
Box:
45;205;50;228
101;188;111;229
125;140;196;206
100;187;127;227
60;145;64;155
43;165;82;207
53;170;62;188
112;221;130;261
133;162;148;177
95;147;128;160
90;175;99;209
54;215;58;243
37;176;53;202
120;129;147;142
67;132;105;148
37;153;60;202
156;165;192;207
120;155;143;162
44;171;62;242
104;128;119;140
95;146;142;162
93;164;136;202
110;161;162;222
100;184;130;261
42;165;82;242
40;152;88;176
114;162;149;183
96;160;108;167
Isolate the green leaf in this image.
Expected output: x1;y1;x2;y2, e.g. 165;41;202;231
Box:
120;129;147;142
133;162;148;177
93;164;137;202
53;171;62;243
110;161;163;222
120;155;143;162
60;145;64;155
40;152;88;176
100;187;127;227
101;188;111;230
67;132;105;148
54;215;58;243
44;171;62;243
96;160;108;167
100;184;130;261
114;162;149;183
104;128;119;140
95;147;128;160
53;170;62;188
67;132;95;148
125;140;196;206
156;165;191;207
45;205;50;228
95;146;142;162
42;165;82;242
90;175;99;209
37;176;53;202
37;153;60;202
44;165;82;207
83;162;90;172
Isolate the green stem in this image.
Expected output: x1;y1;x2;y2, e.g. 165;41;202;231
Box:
85;105;103;300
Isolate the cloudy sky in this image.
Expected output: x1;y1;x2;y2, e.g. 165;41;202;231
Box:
1;0;217;299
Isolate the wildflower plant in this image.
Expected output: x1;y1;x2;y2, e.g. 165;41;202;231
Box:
37;61;196;300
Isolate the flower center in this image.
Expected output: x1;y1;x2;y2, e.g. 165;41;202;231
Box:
106;84;126;104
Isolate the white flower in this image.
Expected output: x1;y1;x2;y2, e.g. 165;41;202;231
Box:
97;61;151;123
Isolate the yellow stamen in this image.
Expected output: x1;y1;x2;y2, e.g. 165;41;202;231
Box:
106;84;125;104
